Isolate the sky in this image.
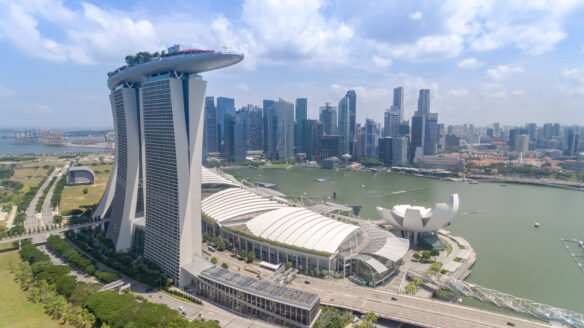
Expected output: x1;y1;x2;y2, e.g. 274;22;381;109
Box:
0;0;584;129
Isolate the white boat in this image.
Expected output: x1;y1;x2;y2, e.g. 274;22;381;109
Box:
534;222;540;228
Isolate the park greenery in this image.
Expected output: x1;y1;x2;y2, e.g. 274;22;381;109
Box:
426;261;443;275
14;240;216;328
51;173;67;207
358;157;384;167
0;165;15;179
405;277;423;295
313;306;353;328
15;240;98;327
66;229;171;288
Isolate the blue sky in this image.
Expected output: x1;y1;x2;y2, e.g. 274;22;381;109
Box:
0;0;583;128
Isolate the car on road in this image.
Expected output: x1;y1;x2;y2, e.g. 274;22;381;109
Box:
208;246;216;252
391;297;398;301
178;306;185;312
304;280;310;284
506;323;515;327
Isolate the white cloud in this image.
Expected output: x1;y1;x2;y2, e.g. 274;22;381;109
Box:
458;58;485;69
0;86;15;97
0;0;160;65
236;83;250;92
511;90;523;96
560;68;584;94
409;11;422;20
486;65;524;80
448;88;469;97
372;56;392;68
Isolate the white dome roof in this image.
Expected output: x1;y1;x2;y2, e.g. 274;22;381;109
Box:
376;194;459;233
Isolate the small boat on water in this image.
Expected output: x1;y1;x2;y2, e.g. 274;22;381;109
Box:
500;183;507;186
360;184;366;188
469;180;479;184
534;222;540;228
314;178;327;182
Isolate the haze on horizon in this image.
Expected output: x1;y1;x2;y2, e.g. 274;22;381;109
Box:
0;0;583;128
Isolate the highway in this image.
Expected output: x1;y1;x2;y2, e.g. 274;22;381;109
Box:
288;276;550;328
24;168;58;231
41;163;69;227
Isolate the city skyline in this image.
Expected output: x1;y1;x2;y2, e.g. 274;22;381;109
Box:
1;0;584;128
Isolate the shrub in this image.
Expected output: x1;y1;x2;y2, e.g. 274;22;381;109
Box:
95;271;120;283
221;263;228;269
210;257;217;265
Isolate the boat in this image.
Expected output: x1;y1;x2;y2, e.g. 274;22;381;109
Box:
314;178;327;182
534;222;540;228
500;183;507;186
360;184;366;188
469;180;479;184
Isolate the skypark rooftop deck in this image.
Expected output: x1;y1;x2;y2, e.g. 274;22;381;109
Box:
107;50;243;90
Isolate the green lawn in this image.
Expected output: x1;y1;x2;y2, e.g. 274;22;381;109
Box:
0;243;70;328
59;163;111;215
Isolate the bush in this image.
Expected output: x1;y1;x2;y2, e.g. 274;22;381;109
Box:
221;263;228;269
210;257;217;265
46;235;96;276
37;265;71;284
95;271;120;283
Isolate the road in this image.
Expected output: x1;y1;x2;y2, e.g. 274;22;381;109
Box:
61;237;274;327
4;205;17;228
24;168;58;231
0;219;108;245
288;276;549;328
41;163;69;227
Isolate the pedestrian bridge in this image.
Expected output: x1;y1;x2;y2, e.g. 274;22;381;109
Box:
408;269;584;328
0;219;109;246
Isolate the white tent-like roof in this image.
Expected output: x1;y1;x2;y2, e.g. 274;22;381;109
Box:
202;188;286;226
202;167;240;188
246;207;360;254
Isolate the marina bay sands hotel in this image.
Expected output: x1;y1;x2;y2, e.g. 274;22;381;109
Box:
93;47;243;285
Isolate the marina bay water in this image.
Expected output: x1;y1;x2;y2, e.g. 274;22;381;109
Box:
0;137;107;155
227;166;584;313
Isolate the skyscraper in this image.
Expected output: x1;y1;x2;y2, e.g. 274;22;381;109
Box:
378;137;393;165
202;97;217;162
346;90;357;154
392;86;404;120
273;98;295;160
263;99;275;155
418;89;430;116
437;123;445;153
94;48;243;285
217;97;235;157
409;113;424;163
295;98;308;154
319;103;337;135
517;134;530;154
423;113;438;156
243;105;263;150
383;108;400;138
565;129;579;156
338;96;350;154
304;119;319;160
392;137;408;166
365;119;380;159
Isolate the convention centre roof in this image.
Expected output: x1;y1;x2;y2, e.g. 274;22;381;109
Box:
245;207;360;254
202;167;239;188
202;188;286;226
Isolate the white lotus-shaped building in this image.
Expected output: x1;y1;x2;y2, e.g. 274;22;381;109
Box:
376;194;459;233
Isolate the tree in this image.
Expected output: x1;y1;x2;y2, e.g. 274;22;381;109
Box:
421;250;431;262
221;262;228;269
412;252;421;261
210;257;218;265
232;248;238;256
366;311;379;327
430;249;440;258
285;262;292;270
246;250;255;263
216;238;226;251
239;249;246;258
82;188;89;194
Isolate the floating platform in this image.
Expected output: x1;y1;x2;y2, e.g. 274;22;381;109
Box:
560;238;584;274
